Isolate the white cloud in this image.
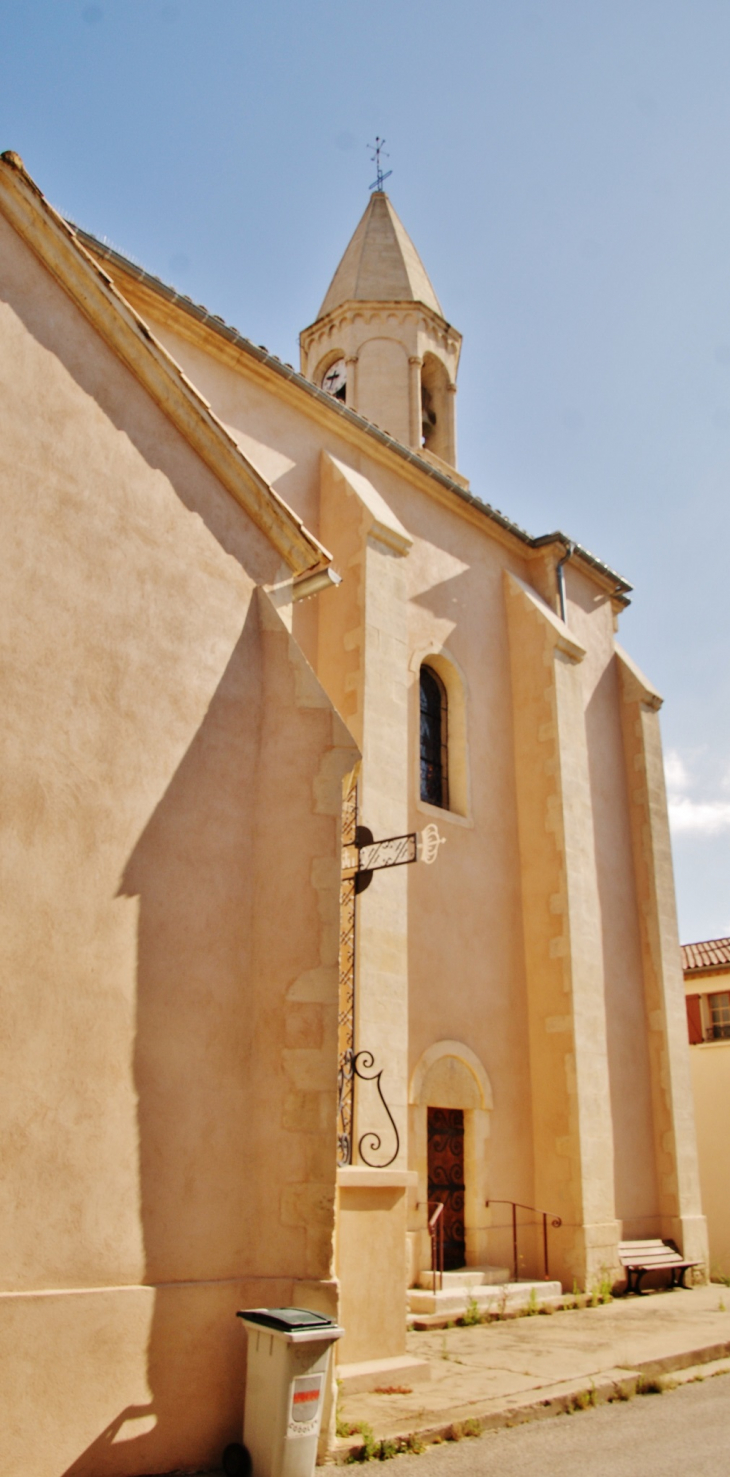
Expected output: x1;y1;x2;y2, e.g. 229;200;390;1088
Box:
667;797;730;834
664;749;690;793
665;748;730;836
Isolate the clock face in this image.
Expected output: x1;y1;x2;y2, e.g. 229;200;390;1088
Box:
321;358;347;401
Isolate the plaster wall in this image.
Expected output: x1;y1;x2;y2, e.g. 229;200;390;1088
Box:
616;651;707;1268
107;298;586;1268
566;569;660;1236
336;1182;409;1364
0;215;357;1475
102;270;703;1285
505;576;619;1288
356;335;410;445
399;498;535;1274
688;1036;730;1278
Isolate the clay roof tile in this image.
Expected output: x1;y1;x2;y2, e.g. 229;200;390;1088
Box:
681;937;730;975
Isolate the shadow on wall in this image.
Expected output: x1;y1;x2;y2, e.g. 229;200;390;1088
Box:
62;596;340;1476
3;222;346;1477
584;652;660;1235
62;606;264;1475
0;215;277;589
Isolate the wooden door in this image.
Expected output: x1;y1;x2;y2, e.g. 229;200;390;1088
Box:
427;1107;466;1270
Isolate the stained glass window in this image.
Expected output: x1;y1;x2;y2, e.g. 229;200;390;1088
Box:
420;665;448;809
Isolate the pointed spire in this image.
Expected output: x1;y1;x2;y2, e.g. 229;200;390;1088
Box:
317;192;443;320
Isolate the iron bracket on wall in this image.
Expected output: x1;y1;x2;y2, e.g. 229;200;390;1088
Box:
338;1049;400;1168
337;802;445;1167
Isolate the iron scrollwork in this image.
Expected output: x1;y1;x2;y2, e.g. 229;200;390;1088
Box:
338;1049;400;1169
337;774;403;1169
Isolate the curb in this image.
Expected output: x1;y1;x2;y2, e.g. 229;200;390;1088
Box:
329;1339;730;1462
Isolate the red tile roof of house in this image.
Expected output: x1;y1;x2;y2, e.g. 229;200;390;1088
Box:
681;938;730;975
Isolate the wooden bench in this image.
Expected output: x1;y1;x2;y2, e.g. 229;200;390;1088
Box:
618;1239;699;1295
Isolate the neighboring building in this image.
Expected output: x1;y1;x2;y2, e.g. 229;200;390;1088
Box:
683;938;730;1277
0;150;707;1477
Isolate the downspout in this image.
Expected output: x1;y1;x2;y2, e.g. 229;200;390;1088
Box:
556;542;575;625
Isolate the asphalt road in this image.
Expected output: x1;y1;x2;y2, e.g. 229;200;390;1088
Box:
385;1373;730;1477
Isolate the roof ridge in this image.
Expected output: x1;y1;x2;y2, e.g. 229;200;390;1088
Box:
70;223;632;600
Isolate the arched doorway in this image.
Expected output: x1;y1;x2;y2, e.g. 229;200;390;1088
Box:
409;1041;493;1278
428;1106;466;1268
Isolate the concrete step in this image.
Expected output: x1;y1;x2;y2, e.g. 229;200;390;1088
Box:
337;1354;432;1396
417;1265;510;1291
408;1278;562;1319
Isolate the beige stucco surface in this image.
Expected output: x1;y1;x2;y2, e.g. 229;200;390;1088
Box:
685;959;730;1280
109;257;705;1282
336;1183;409;1364
0;201;357;1475
689;1042;730;1278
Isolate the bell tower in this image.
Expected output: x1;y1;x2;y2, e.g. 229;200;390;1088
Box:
300;192;462;471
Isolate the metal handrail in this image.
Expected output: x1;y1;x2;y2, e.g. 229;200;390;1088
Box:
486;1199;563;1282
427;1200;444;1291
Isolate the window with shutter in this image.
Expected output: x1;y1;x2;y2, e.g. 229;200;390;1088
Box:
685;993;703;1044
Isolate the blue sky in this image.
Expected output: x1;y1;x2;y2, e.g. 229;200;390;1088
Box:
2;0;729;940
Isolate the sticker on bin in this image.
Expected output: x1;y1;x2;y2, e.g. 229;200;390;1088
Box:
288;1374;324;1437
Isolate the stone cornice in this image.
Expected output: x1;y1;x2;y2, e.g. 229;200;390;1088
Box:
300;298;462;357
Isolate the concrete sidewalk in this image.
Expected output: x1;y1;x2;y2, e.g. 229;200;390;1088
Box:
334;1286;730;1457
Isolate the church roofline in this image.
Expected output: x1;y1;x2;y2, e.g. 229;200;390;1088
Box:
68;221;632;606
0;151;329;577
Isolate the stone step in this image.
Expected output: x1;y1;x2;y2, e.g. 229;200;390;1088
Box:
408;1278;562;1318
336;1354;432;1395
417;1265;510;1290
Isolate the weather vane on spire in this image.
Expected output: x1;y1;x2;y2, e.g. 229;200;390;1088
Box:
368;137;392;192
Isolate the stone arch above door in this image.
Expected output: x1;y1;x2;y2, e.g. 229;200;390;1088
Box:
410;1040;493;1112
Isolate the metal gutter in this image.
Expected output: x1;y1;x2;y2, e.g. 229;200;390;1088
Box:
69;223;632;602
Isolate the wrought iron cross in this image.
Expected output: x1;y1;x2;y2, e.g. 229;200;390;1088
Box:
337;775;444;1166
368;136;392;193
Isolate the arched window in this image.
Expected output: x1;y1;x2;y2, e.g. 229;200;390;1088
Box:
420;664;448;808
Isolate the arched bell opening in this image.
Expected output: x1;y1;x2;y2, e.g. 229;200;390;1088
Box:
420;352;454;464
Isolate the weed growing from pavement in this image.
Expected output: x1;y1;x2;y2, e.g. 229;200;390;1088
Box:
568;1386;596;1412
345;1426;426;1462
444;1420;481;1441
636;1376;664;1395
461;1294;482;1326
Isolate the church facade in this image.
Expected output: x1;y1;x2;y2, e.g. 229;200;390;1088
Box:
0;151;706;1477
